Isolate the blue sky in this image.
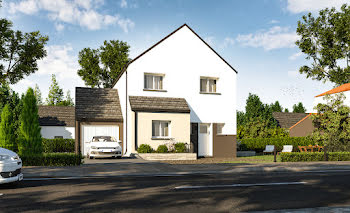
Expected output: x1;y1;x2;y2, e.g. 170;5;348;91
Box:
2;0;348;112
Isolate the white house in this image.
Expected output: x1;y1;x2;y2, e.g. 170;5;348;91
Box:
313;83;350;111
113;24;237;157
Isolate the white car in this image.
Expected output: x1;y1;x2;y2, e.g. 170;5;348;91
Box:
87;136;122;159
0;147;23;184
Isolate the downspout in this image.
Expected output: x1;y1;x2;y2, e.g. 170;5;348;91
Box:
124;69;128;155
135;111;138;150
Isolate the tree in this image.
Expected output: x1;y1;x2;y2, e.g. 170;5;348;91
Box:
78;40;130;88
0;104;16;151
57;90;74;106
46;74;64;105
296;4;350;85
0;18;48;85
270;101;283;112
245;93;264;119
312;94;350;151
293;102;307;113
284;108;289;113
18;88;42;155
34;84;43;105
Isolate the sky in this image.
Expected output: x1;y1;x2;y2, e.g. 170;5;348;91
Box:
1;0;348;112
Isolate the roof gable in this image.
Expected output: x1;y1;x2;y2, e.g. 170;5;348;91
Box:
272;112;309;129
315;83;350;97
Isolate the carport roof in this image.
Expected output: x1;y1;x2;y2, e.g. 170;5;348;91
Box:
129;96;190;113
38;106;75;127
75;87;123;122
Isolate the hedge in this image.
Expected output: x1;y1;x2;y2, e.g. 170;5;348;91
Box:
238;137;320;152
20;153;83;166
137;144;153;153
43;138;75;153
280;152;350;162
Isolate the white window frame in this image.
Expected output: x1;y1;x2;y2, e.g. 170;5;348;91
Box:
216;123;225;135
144;73;165;90
152;120;171;138
200;76;218;93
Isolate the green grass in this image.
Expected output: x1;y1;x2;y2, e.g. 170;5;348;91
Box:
223;155;281;164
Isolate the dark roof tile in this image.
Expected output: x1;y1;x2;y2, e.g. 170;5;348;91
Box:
38;106;75;127
129;96;190;113
272;112;309;129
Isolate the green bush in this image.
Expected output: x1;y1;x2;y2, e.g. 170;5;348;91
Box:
137;144;153;153
20;153;83;166
238;137;319;152
174;143;186;153
280;152;350;162
43;138;75;153
156;145;168;153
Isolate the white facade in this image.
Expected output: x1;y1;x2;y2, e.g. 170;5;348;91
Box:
114;25;237;155
40;126;75;139
313;90;350;113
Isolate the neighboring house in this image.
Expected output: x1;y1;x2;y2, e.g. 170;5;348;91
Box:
314;83;350;110
38;106;75;139
113;24;237;158
272;112;314;137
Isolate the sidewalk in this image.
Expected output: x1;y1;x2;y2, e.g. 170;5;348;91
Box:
22;158;350;178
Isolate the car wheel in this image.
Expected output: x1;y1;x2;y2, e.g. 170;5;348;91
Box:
111;156;116;159
117;156;122;159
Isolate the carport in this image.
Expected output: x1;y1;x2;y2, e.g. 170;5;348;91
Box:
75;87;123;156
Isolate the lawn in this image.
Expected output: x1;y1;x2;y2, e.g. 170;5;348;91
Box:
223;155;281;163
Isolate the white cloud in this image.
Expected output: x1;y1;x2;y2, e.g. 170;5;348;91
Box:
236;26;299;51
54;23;65;31
8;0;134;32
286;0;349;13
120;0;127;8
270;20;279;24
289;52;302;60
223;37;235;48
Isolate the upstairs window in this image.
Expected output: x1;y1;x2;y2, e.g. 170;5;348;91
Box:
144;74;164;90
152;121;170;138
200;77;217;93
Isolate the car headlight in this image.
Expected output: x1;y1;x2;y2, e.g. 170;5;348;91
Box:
11;155;20;161
91;146;97;149
0;155;10;161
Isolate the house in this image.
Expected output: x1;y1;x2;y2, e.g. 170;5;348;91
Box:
314;83;350;110
112;24;238;158
38;106;75;139
272;112;314;137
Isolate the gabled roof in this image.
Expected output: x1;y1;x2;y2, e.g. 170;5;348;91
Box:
315;83;350;97
129;96;190;113
38;106;75;127
272;112;309;129
112;24;238;87
75;87;123;122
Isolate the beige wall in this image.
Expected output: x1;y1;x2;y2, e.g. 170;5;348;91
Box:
135;112;190;151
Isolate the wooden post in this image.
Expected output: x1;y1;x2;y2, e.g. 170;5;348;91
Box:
324;146;328;161
274;147;277;162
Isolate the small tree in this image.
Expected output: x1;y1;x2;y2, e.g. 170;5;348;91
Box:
0;104;16;151
312;94;350;151
284;108;289;113
18;88;42;155
34;84;43;105
293;102;307;113
46;74;64;105
271;101;283;112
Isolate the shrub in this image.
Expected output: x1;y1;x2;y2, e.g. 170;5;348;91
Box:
239;137;318;152
156;145;168;153
137;144;153;153
20;153;83;166
43;138;75;153
0;104;17;151
174;143;186;153
280;152;350;162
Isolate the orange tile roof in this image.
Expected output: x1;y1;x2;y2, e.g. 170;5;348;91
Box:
315;83;350;97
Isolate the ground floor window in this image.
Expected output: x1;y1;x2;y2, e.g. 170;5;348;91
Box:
152;120;170;138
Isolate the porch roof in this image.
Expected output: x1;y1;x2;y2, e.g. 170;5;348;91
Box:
129;96;190;113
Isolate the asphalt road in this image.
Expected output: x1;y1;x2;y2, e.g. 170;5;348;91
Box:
1;171;350;212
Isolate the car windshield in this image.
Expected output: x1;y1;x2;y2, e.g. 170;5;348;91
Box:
92;136;117;142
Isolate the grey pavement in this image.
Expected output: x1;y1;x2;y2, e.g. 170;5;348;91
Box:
22;157;350;178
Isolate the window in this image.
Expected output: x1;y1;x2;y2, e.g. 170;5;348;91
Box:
54;136;63;139
152;121;170;138
144;74;164;90
200;77;217;93
217;123;225;134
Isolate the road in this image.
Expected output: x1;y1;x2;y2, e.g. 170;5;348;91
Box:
1;171;350;212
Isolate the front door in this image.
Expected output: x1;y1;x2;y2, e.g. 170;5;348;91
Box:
198;123;211;156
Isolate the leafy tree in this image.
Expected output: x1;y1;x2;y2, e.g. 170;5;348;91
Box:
57;90;74;106
312;94;350;151
78;40;130;88
284;108;289;113
46;74;64;105
293;102;307;113
270;101;283;112
0;18;48;85
34;84;43;105
237;111;246;128
296;4;350;85
18;88;42;155
0;104;16;151
245;93;264;119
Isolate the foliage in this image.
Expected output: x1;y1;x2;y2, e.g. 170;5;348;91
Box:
237;117;287;139
34;84;43;105
137;144;153;153
280;152;350;162
174;143;187;153
0;18;48;85
46;74;64;105
42;138;75;153
292;102;307;113
237;110;246;128
312;94;350;152
56;90;74;106
18;88;42;155
20;153;83;166
0;104;16;151
270;101;283;112
238;136;317;152
284;108;289;113
296;4;350;85
156;145;168;153
78;40;130;88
